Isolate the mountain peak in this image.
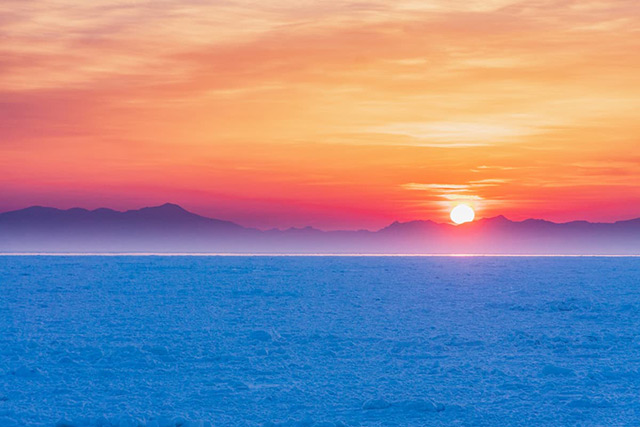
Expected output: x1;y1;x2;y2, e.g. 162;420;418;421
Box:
379;219;439;233
153;202;187;211
131;203;192;216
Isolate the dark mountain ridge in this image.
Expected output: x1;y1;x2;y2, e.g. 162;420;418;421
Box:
1;204;638;254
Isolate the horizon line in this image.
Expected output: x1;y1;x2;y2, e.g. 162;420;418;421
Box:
1;202;639;232
1;253;639;257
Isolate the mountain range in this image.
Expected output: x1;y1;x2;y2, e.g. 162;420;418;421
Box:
0;203;638;254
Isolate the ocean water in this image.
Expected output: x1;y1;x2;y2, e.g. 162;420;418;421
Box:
1;256;639;426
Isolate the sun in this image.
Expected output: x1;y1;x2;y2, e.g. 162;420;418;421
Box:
450;204;475;225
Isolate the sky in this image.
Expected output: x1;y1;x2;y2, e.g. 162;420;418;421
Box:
1;0;639;229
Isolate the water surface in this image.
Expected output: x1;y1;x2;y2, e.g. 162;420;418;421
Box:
1;256;639;426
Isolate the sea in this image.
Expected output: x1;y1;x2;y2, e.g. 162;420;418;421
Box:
1;255;639;426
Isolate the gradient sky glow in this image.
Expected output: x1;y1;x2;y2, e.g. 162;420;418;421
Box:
1;0;639;229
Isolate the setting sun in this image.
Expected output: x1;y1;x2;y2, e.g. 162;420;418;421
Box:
450;204;475;225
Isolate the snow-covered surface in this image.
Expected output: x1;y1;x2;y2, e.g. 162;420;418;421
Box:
1;256;639;426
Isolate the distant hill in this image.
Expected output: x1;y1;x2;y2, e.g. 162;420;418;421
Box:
0;204;638;254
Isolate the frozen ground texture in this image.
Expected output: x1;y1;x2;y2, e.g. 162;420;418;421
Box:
1;256;639;426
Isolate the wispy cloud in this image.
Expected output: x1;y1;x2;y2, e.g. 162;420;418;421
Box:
365;121;546;145
403;179;508;192
402;184;469;191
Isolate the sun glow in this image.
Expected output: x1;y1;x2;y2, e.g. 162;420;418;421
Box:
450;204;475;224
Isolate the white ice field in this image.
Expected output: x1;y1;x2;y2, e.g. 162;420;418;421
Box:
1;256;639;426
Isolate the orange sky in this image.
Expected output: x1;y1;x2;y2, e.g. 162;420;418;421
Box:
1;0;639;229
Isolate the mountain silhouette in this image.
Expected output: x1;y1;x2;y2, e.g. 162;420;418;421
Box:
0;204;638;254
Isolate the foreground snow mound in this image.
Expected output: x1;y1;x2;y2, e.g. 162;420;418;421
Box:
263;415;348;427
55;416;212;427
362;398;392;410
362;398;445;412
540;365;575;377
11;365;42;378
399;399;446;413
